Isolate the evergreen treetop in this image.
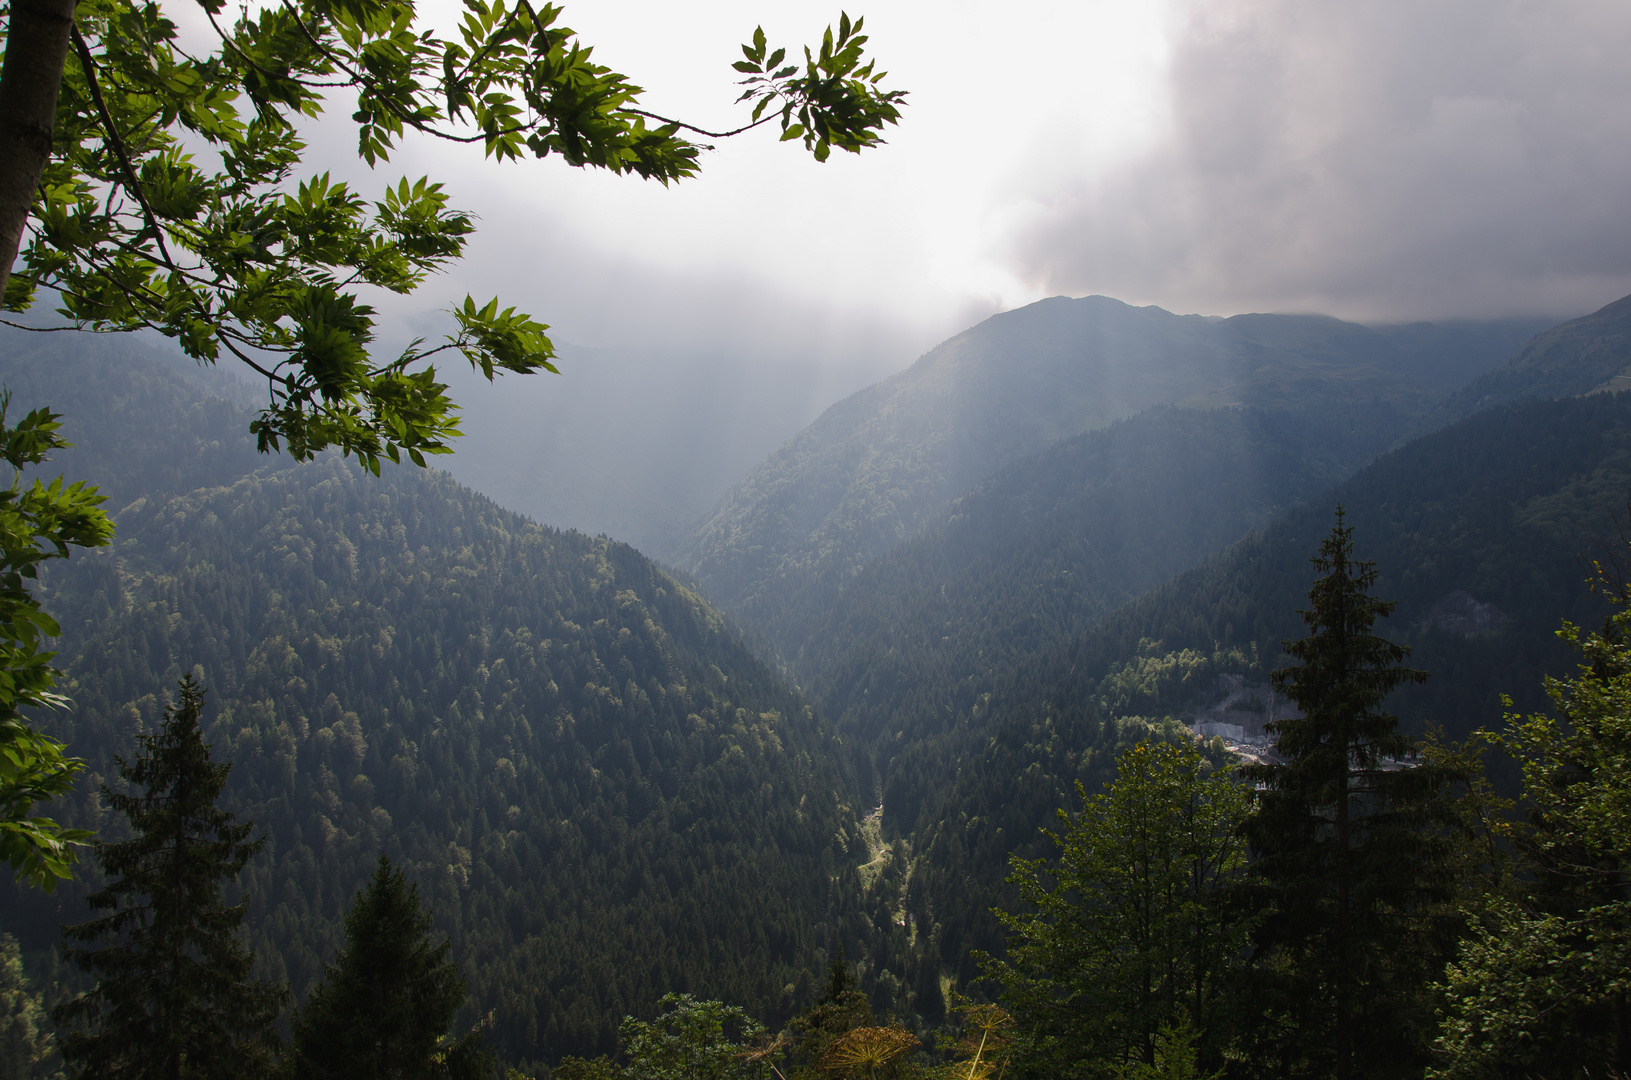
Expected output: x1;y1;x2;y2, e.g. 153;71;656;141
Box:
787;945;873;1079
1241;509;1466;1080
53;674;284;1079
1260;506;1425;777
288;854;491;1080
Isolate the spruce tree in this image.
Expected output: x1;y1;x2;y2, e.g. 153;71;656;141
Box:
52;674;284;1079
1241;509;1464;1080
286;854;491;1080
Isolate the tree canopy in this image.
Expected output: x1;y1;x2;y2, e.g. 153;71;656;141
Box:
988;738;1251;1080
1433;575;1631;1078
0;0;905;471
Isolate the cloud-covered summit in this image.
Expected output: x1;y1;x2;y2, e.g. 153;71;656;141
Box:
1005;0;1631;322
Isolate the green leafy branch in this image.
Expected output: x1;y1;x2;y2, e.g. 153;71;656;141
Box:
4;0;904;469
0;393;112;889
732;13;906;162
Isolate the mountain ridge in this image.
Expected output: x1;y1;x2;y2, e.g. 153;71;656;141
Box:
677;295;1551;663
1415;293;1631;433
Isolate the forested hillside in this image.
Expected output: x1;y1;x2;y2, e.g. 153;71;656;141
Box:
0;338;868;1070
0;300;1614;1068
881;391;1631;996
1418;292;1631;432
794;403;1398;792
1369;316;1560;388
678;296;1552;659
0;326;274;506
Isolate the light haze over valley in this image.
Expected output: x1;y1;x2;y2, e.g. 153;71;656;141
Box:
4;0;1631;1075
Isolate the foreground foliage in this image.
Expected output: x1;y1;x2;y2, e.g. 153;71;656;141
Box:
0;394;109;888
1432;587;1631;1078
988;739;1250;1079
619;994;769;1080
1;0;903;471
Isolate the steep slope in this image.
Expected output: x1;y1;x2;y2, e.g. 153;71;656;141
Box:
884;392;1631;1000
1418;292;1631;431
678;296;1542;657
796;403;1399;791
0;339;865;1069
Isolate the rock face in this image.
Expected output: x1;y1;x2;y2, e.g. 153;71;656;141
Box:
1419;590;1509;635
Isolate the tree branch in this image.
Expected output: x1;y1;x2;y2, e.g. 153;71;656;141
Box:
624;109;773;140
69;25;182;274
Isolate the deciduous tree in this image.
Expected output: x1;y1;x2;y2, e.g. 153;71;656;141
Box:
0;392;109;889
620;994;769;1080
0;0;905;471
988;738;1252;1080
1432;573;1631;1079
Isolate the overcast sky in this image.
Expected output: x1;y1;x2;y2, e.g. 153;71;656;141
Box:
333;0;1631;380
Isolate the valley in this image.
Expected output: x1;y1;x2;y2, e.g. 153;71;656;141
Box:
0;290;1626;1073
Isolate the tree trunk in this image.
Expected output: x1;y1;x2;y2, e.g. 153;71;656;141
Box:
0;0;75;301
1336;766;1351;1080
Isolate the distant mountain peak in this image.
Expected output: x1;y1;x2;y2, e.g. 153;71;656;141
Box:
675;294;1544;659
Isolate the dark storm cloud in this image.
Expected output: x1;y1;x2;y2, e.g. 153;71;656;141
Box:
1007;0;1631;320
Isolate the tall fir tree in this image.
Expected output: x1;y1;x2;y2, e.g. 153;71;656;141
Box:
52;674;284;1079
286;854;491;1080
1240;509;1465;1080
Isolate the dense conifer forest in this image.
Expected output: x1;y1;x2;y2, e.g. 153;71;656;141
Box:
2;292;1630;1078
879;391;1631;994
0;339;871;1070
